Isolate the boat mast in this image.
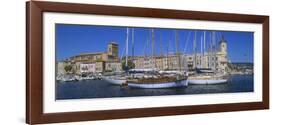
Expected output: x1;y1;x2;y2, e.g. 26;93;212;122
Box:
144;38;148;57
203;31;206;68
211;31;216;70
167;41;170;70
160;33;164;70
175;30;181;72
160;33;163;56
182;31;191;72
200;34;203;68
131;28;134;59
151;28;156;69
131;28;135;71
143;36;149;69
208;32;212;69
193;31;197;69
125;27;129;68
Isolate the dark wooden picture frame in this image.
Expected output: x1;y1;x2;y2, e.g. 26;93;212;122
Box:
26;1;269;124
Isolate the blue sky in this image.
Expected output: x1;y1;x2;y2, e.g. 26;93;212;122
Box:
56;24;254;63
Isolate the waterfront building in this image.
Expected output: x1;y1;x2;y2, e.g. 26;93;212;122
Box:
80;63;96;73
105;61;122;72
132;36;229;73
57;61;80;75
57;61;69;75
95;61;105;73
57;42;119;74
133;54;191;71
57;37;229;74
69;42;119;63
133;56;154;69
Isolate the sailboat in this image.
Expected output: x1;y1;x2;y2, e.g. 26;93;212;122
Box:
127;29;188;89
188;73;227;84
103;75;127;85
103;28;131;86
188;31;228;85
127;76;188;88
194;32;215;74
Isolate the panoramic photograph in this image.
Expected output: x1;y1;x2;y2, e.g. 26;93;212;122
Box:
55;24;254;100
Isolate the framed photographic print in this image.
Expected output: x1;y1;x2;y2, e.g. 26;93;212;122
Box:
26;1;269;124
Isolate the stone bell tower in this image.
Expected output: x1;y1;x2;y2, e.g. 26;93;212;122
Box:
107;42;119;58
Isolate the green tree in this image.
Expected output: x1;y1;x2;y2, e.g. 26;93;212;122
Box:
64;65;72;74
122;60;135;71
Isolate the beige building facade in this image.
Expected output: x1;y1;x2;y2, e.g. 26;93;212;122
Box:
69;42;119;63
57;37;229;74
57;42;121;74
132;37;229;73
105;61;122;72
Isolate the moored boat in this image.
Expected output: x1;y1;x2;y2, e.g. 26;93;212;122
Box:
188;79;227;84
195;68;214;73
188;31;229;85
188;74;228;85
103;76;127;85
127;75;188;89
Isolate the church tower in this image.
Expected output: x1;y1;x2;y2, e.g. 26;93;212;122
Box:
107;42;119;58
217;35;228;74
220;35;227;54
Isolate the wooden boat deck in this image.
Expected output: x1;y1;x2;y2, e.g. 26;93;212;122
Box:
127;76;187;84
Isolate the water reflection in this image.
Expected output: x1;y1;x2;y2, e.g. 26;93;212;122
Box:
56;74;253;100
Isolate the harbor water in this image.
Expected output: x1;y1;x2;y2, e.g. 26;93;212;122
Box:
56;74;253;100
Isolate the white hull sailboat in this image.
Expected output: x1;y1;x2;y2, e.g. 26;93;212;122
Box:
103;76;127;85
188;79;227;85
188;31;228;85
127;29;189;89
104;28;130;86
188;73;228;85
128;78;188;89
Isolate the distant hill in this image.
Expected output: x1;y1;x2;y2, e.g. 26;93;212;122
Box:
229;62;253;70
